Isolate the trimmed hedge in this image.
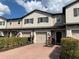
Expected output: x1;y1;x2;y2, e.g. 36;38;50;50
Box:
0;37;30;51
61;37;79;59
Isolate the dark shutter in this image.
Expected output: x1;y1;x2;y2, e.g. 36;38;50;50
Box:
74;8;77;16
78;8;79;16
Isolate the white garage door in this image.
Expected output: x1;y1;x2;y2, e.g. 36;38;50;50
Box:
72;30;79;39
36;32;47;44
22;32;31;37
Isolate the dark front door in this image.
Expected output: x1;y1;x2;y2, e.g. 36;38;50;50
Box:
56;32;62;43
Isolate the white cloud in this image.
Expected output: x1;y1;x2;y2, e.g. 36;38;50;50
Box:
15;0;76;13
43;0;65;13
16;0;47;13
0;3;11;16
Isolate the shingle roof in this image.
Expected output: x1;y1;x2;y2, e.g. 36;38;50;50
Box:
21;9;63;19
7;18;22;21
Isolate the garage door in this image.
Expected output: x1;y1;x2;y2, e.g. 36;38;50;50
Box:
36;32;47;44
72;30;79;39
22;32;31;37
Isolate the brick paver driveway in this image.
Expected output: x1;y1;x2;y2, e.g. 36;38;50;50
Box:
0;44;61;59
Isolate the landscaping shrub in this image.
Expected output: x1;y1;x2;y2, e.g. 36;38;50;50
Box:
0;38;5;49
0;37;29;51
61;37;79;59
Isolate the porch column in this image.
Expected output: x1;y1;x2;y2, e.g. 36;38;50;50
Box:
31;32;34;43
66;29;72;37
34;31;36;43
9;32;12;37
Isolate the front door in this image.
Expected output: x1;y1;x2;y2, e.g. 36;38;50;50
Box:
56;32;62;43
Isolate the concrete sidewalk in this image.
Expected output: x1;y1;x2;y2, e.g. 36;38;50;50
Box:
0;44;61;59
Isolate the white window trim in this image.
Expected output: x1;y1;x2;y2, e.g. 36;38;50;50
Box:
38;17;49;23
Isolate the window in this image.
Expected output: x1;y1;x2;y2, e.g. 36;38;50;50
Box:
24;18;33;24
3;22;5;25
57;17;61;23
74;8;79;17
0;22;2;25
0;21;5;25
38;17;48;23
18;20;20;24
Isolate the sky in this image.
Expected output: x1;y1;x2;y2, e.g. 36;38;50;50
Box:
0;0;76;19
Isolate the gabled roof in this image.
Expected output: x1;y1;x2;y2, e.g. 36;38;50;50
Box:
21;9;63;18
7;18;22;21
63;0;79;14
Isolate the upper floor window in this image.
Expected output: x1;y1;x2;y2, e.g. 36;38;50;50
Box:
0;21;5;25
0;22;2;25
24;18;33;24
74;8;79;17
18;20;20;24
57;17;61;23
3;22;5;25
38;17;48;23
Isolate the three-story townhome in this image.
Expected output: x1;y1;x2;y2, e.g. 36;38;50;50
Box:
63;0;79;39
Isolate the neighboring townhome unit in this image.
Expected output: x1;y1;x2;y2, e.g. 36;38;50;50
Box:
63;0;79;39
20;10;65;44
7;18;22;29
0;17;7;36
5;18;22;37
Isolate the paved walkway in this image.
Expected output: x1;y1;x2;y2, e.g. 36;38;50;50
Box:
0;44;61;59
